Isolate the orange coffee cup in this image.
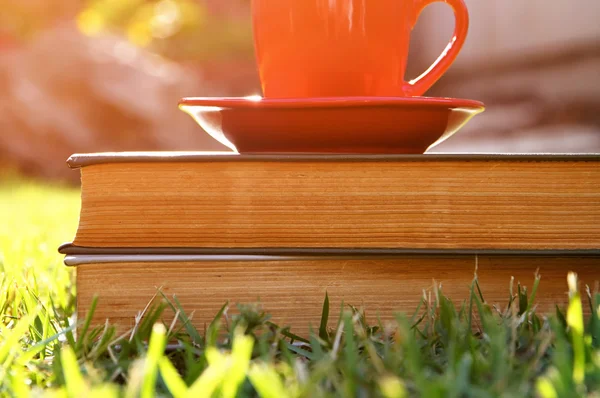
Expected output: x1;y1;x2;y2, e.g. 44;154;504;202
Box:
252;0;469;98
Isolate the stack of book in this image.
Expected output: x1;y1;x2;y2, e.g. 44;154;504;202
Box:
60;153;600;333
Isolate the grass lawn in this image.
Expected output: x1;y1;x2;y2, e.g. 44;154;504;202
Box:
0;177;599;397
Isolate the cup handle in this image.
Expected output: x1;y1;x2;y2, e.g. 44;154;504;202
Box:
403;0;469;97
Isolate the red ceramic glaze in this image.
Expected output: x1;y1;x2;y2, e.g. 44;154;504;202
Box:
251;0;469;98
178;96;485;154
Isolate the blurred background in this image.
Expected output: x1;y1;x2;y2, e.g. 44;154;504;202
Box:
0;0;599;182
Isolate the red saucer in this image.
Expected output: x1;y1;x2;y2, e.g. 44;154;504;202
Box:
178;96;485;154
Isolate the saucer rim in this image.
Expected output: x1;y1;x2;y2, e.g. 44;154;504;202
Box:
178;96;485;110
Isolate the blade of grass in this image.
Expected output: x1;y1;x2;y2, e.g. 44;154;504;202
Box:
526;271;541;313
159;357;188;398
592;292;600;348
269;324;309;344
187;347;228;397
60;346;86;397
249;362;290;398
319;292;330;343
566;273;585;388
222;330;254;398
518;283;528;315
343;313;359;376
285;342;315;361
159;291;204;345
467;277;477;332
75;295;98;353
50;295;77;349
409;298;424;324
141;324;167;398
309;334;325;361
206;301;229;347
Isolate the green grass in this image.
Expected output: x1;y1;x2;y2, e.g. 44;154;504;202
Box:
1;178;599;397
